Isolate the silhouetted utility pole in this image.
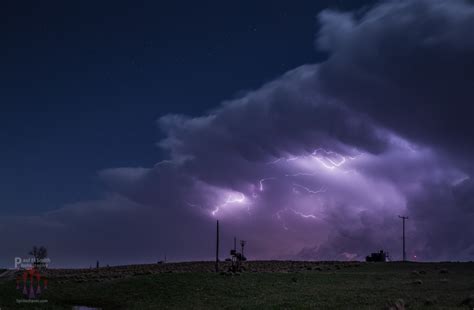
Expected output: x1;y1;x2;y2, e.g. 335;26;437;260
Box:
399;215;408;261
234;236;237;252
215;220;219;272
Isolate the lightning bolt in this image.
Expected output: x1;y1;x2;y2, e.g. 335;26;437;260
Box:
311;148;346;169
211;192;246;216
268;148;353;172
266;158;283;165
290;209;318;219
208;148;359;224
292;183;327;194
259;148;355;230
275;208;318;231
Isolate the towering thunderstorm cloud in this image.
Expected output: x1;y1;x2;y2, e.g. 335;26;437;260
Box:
2;0;473;266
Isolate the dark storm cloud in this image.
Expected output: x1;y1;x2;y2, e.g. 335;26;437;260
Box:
317;0;474;161
1;0;473;267
312;0;474;260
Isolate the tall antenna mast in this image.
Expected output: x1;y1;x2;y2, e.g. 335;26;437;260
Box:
240;240;246;259
398;215;408;261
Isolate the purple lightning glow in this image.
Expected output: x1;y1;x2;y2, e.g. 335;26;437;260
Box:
4;0;473;267
312;148;346;169
211;192;247;216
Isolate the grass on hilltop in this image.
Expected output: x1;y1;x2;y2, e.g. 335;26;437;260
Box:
0;262;473;309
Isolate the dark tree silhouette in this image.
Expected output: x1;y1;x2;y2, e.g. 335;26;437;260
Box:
29;246;48;268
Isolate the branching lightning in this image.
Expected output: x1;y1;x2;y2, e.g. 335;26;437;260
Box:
290;209;318;219
311;148;346;169
275;208;319;231
292;183;327;194
211;192;246;216
260;148;356;230
268;148;355;172
206;148;358;229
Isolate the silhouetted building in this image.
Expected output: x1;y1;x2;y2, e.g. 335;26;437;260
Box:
366;250;389;262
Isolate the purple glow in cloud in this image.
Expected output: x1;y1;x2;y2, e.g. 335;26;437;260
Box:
0;0;473;267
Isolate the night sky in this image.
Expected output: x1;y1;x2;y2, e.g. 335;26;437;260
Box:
1;0;375;216
1;0;473;267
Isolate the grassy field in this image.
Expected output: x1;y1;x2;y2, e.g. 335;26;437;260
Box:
0;261;473;309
